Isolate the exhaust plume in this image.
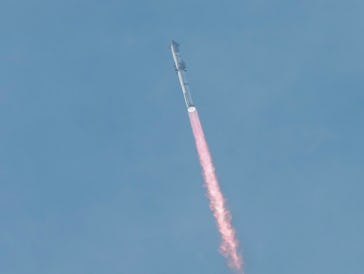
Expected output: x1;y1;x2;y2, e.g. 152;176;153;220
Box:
188;107;243;273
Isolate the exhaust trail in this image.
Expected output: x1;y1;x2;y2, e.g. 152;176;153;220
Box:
188;107;242;273
170;40;243;273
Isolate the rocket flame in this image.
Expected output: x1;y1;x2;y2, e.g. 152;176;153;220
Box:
188;108;243;273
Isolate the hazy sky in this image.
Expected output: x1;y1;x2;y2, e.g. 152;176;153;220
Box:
1;1;363;273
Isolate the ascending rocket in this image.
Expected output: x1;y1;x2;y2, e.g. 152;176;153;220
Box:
170;40;196;112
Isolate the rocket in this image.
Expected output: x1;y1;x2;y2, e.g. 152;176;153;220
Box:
170;41;243;272
170;40;196;112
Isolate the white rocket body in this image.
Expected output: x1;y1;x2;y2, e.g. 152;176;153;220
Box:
170;41;196;112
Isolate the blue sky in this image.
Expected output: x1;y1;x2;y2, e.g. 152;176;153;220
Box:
1;1;363;273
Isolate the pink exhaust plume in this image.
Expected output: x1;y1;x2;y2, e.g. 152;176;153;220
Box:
188;108;243;273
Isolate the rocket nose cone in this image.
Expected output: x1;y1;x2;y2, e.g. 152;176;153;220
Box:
171;40;180;52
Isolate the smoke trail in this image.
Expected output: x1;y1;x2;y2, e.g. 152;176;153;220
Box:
188;107;243;273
